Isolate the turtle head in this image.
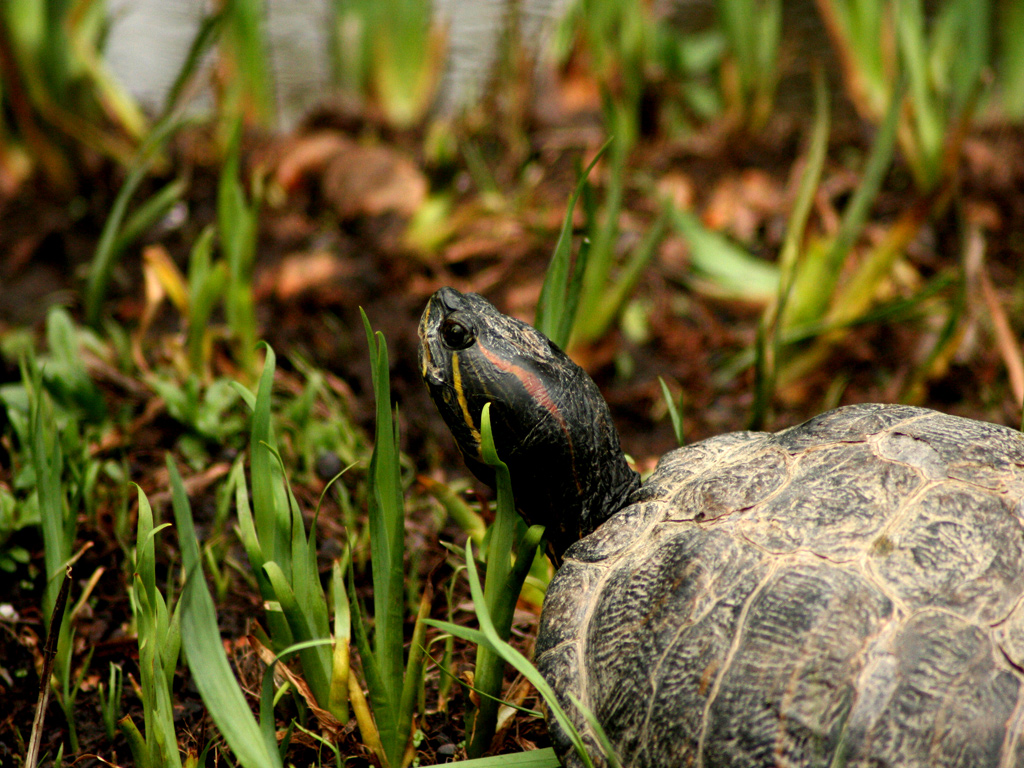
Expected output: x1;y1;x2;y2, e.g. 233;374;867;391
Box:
419;287;640;558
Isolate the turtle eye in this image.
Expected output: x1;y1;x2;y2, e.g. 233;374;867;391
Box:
441;317;475;350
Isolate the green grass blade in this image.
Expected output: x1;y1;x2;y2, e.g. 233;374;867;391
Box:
657;377;685;446
999;0;1024;119
27;362;70;627
360;309;409;766
467;403;518;756
427;543;601;768
427;747;562;767
250;344;290;572
261;561;331;706
567;693;621;768
132;485;182;768
670;207;779;301
822;74;902;280
574;137;627;343
118;715;150;768
896;0;942;189
397;585;433;758
110;178;186;258
186;226;226;374
218;118;260;375
85;114;188;327
161;10;225;116
329;560;350;723
344;548;387;731
584;203;668;342
232;458;266;574
43;306;105;421
783;77;901;331
224;0;273;124
536;139;611;349
169;455;283;768
749;69;830;427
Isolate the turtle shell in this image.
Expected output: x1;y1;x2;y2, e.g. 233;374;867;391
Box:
536;403;1024;768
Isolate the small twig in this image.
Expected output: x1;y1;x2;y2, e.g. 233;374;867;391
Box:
25;566;73;768
969;224;1024;410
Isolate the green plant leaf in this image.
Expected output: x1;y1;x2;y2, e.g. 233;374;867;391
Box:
670;208;779;302
536;139;611;349
427;748;562;767
360;308;413;767
170;456;283;768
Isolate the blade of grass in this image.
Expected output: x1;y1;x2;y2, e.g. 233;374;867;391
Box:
426;748;562;767
218;118;260;376
368;0;444;128
170;455;283;768
85;113;190;326
749;69;830;428
161;10;225;117
783;75;902;331
329;559;350;723
186;226;227;376
584;203;668;341
98;662;124;741
1000;0;1024;119
360;308;413;767
670;208;779;302
27;361;72;629
110;178;186;261
657;377;685;446
467;403;518;757
420;476;487;547
262;561;332;707
65;0;147;140
465;404;549;756
574;135;628;344
427;543;604;768
536;139;611;349
223;0;273;124
131;484;182;768
249;343;290;572
397;584;433;763
344;548;388;761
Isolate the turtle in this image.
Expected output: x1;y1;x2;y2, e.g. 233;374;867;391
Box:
418;286;1024;768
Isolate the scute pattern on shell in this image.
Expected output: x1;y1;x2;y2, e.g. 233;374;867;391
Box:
536;403;1024;768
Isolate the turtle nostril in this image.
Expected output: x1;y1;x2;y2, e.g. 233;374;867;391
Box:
436;286;464;311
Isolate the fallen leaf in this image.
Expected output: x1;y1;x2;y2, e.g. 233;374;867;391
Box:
323;142;427;219
258;250;352;300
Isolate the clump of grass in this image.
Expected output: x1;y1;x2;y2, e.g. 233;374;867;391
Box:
3;307;118;755
171;454;284;768
463;404;547;758
346;311;431;767
0;0;146;188
229;344;336;713
715;0;782;130
120;486;183;768
330;0;445;128
84;117;189;328
219;120;262;378
221;0;273;126
24;360;83;752
817;0;988;192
